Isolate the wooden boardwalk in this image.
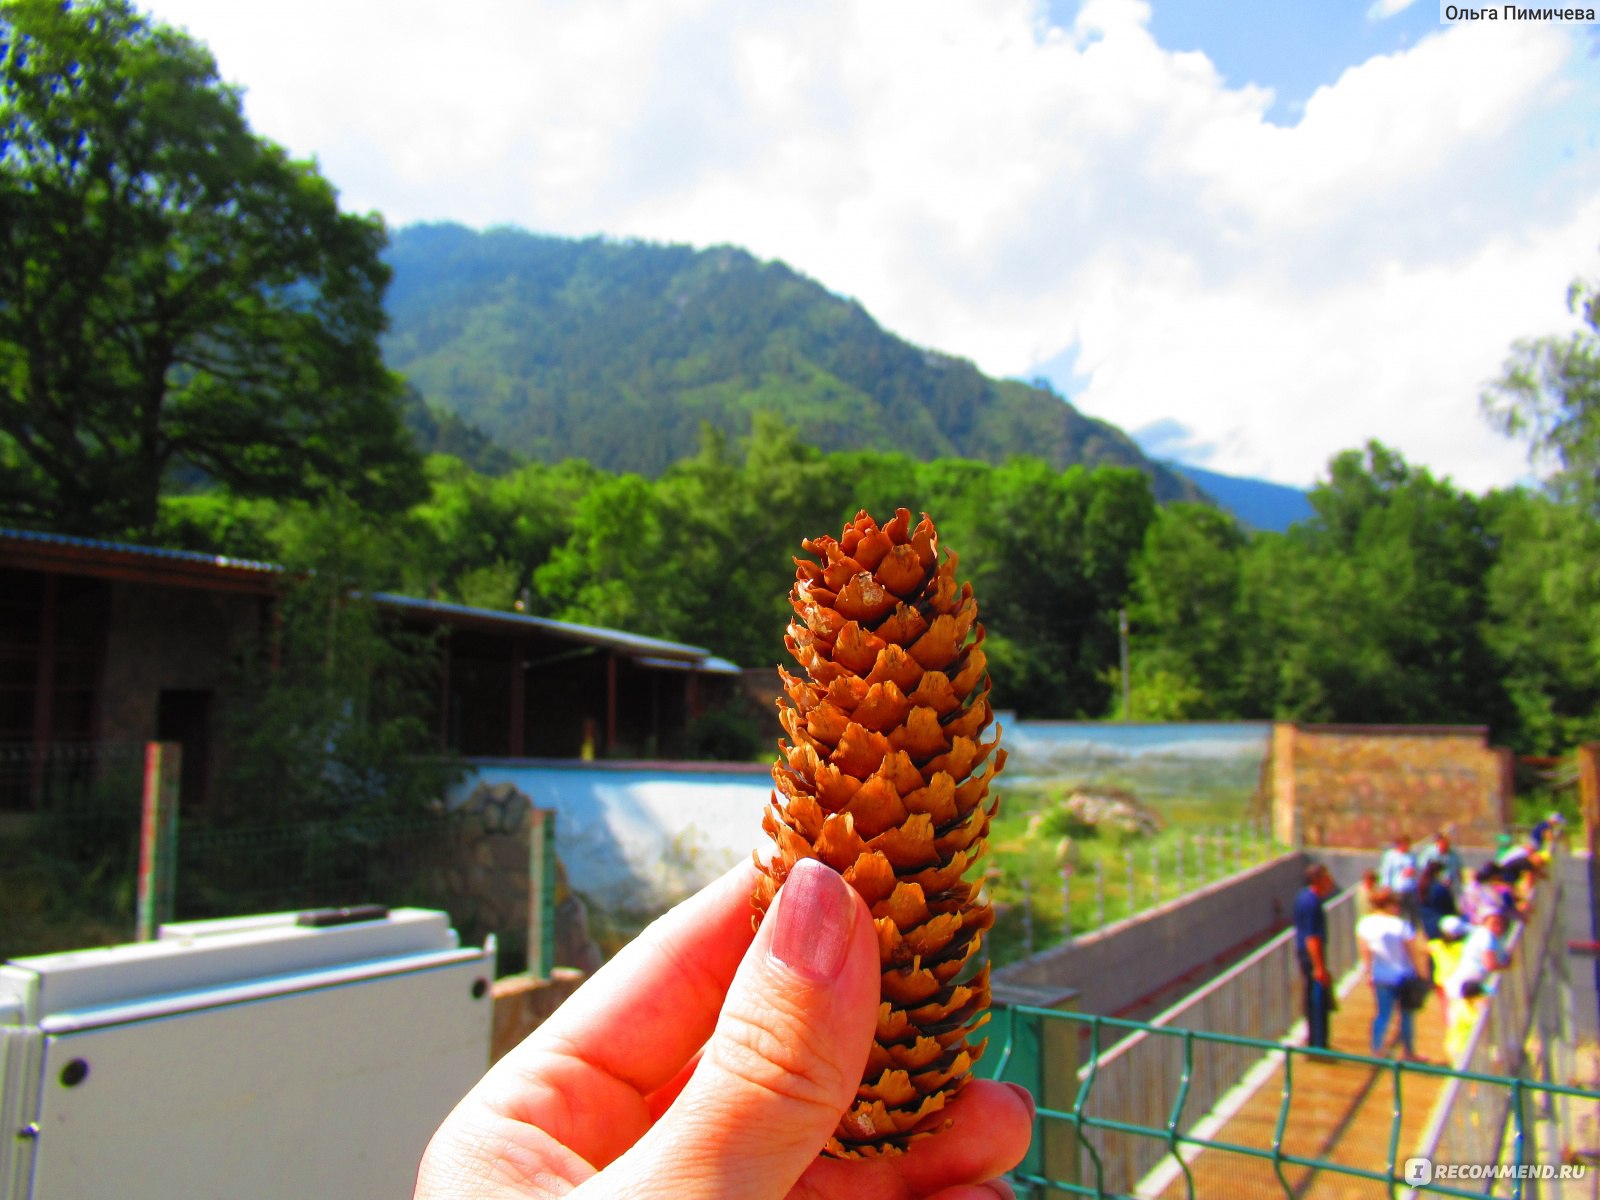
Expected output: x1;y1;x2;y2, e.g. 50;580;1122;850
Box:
1151;980;1452;1200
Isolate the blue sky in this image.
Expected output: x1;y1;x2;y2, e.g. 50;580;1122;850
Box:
1136;0;1443;123
139;0;1600;491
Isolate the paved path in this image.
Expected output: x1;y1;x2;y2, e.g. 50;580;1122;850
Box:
1153;979;1451;1200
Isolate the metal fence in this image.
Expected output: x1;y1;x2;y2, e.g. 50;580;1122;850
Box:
0;740;146;813
1410;856;1585;1200
982;865;1594;1200
0;745;148;958
173;811;470;921
995;1008;1596;1200
1045;886;1358;1195
0;737;475;959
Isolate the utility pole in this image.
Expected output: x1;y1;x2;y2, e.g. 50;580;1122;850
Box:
1118;607;1131;720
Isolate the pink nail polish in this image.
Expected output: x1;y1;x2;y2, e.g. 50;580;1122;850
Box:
770;859;855;981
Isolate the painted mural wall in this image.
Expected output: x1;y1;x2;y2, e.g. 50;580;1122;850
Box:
452;760;773;957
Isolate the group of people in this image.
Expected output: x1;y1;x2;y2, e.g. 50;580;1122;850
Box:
1293;817;1562;1064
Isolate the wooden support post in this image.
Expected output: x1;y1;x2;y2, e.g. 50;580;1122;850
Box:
509;636;526;758
605;653;617;755
437;630;453;753
136;741;181;941
28;572;59;805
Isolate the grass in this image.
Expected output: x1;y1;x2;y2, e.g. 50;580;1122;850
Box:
983;775;1278;968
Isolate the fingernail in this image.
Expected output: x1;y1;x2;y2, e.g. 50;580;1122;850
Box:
1004;1082;1037;1122
770;859;855;982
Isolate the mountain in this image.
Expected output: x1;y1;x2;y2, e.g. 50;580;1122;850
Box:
1170;463;1314;532
381;223;1204;502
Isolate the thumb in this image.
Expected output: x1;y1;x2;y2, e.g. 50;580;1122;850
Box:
597;857;881;1199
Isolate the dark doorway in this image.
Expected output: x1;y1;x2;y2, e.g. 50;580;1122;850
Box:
157;689;212;810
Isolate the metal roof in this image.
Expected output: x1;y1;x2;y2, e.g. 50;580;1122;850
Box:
0;524;281;573
0;526;742;670
370;592;718;663
0;525;282;593
634;654;745;676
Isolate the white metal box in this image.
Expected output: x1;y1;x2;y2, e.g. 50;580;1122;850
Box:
0;908;493;1200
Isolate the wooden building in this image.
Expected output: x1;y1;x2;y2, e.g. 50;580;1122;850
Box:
0;527;741;813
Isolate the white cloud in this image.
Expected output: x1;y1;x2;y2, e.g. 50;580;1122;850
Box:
143;0;1600;492
1367;0;1422;20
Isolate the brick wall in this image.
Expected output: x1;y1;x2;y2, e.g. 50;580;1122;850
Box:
1275;723;1506;850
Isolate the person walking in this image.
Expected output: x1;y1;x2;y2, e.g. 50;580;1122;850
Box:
1294;862;1336;1051
1357;887;1429;1062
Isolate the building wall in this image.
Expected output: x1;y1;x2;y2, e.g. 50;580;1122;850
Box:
1279;724;1507;850
97;582;261;744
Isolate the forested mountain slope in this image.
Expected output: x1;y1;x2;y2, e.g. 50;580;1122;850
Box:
382;223;1202;501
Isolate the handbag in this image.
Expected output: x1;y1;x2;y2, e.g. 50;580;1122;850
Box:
1399;974;1433;1011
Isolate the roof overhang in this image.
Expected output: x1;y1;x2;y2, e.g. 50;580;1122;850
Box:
0;528;281;596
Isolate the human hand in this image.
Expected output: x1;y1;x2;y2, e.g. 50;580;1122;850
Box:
414;858;1035;1200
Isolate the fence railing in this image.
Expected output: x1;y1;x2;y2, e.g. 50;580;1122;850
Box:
996;1007;1595;1200
0;736;480;961
1409;853;1578;1199
984;864;1592;1200
0;740;146;813
1044;885;1359;1195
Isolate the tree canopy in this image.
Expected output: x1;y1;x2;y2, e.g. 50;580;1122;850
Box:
1483;277;1600;510
0;0;423;535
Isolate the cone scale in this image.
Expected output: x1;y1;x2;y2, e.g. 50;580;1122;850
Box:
751;508;1005;1159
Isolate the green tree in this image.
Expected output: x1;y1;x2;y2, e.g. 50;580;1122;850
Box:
1483;278;1600;509
1126;502;1247;716
1482;488;1600;752
1238;443;1505;728
218;504;458;822
0;0;423;535
534;473;676;635
970;460;1155;716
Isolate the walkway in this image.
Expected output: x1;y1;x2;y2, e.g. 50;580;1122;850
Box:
1154;978;1451;1200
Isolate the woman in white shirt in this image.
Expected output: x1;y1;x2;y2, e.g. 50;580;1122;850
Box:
1357;887;1429;1061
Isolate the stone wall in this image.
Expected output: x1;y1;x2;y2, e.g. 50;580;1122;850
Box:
437;780;603;979
1274;723;1508;850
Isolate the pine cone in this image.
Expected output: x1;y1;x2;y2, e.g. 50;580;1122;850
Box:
752;508;1005;1159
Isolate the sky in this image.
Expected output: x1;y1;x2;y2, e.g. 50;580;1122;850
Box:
139;0;1600;492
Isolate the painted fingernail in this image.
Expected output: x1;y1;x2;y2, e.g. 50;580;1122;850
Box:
1005;1082;1037;1121
982;1180;1017;1200
770;859;855;982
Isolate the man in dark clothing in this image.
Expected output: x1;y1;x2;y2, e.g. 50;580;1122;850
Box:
1294;862;1336;1050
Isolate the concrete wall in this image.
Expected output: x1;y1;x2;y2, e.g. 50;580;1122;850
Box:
992;852;1307;1020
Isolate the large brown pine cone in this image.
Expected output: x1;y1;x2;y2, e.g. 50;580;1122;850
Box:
751;508;1004;1159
